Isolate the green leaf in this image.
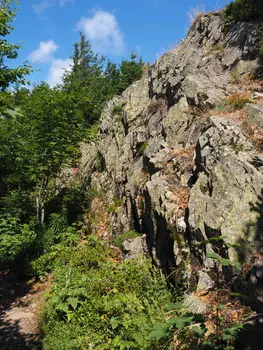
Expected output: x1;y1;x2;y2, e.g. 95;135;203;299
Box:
56;303;69;313
110;317;120;330
169;316;194;329
192;325;206;338
67;297;79;310
149;323;169;341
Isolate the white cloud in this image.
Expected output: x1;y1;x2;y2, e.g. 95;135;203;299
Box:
29;40;58;63
77;10;124;55
60;0;74;6
32;0;53;14
33;0;74;13
47;58;72;87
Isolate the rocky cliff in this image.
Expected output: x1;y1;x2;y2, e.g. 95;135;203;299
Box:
80;12;263;302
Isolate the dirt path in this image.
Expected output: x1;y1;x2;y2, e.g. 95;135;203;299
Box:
0;272;46;350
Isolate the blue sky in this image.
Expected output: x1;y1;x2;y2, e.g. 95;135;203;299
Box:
10;0;231;86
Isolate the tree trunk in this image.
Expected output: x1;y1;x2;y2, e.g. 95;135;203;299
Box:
36;196;40;222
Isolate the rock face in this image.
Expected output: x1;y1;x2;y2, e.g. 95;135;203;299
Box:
80;13;263;296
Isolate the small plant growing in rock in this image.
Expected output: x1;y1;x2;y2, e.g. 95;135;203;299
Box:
108;197;123;213
113;230;140;248
209;44;225;57
147;98;166;114
112;102;125;115
226;93;250;111
137;142;148;156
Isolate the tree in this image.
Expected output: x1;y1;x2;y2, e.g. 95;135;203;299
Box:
63;33;145;124
63;33;106;123
18;83;85;223
0;0;31;114
224;0;263;21
118;51;144;94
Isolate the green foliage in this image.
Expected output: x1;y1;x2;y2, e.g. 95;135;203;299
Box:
207;251;241;270
0;1;31;92
41;212;68;252
224;0;263;22
149;237;244;349
63;34;144;123
0;214;35;265
41;238;172;349
31;226;80;279
117;51;144;93
113;230;140;248
0;82;86;226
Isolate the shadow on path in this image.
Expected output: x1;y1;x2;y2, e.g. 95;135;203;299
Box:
0;271;42;350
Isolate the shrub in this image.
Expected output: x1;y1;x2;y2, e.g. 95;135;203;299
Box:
224;0;263;22
30;227;81;279
226;93;250;110
0;215;36;266
113;229;140;248
41;237;172;349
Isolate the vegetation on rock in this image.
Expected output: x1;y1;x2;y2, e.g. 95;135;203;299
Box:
224;0;263;22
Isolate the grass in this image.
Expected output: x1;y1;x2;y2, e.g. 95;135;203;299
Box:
137;142;148;156
209;44;225;56
226;93;250;111
187;5;206;27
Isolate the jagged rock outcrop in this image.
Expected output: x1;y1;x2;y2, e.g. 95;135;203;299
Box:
80;12;263;300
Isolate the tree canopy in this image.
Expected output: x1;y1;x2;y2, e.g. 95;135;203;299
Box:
0;6;145;267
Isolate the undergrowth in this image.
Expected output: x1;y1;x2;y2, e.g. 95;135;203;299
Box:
41;235;173;350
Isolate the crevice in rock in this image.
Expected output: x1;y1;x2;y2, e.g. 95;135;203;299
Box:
154;212;176;276
142;190;155;256
131;197;142;234
187;141;202;188
121;110;129;136
141;190;176;276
